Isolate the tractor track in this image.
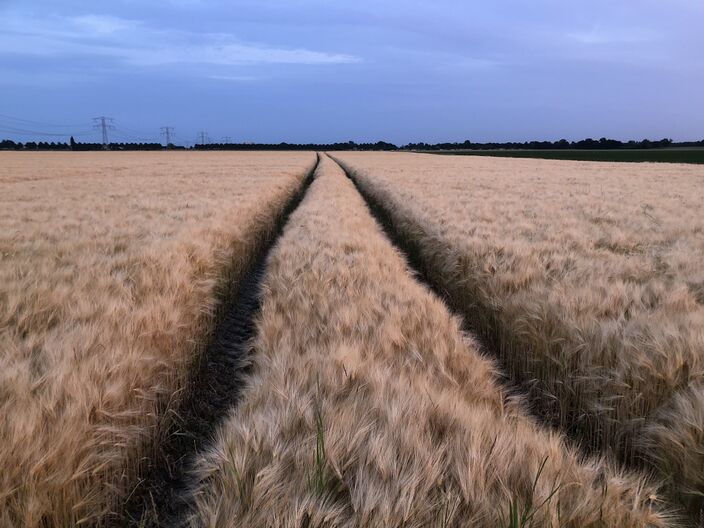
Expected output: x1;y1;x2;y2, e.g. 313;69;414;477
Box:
121;153;320;528
328;153;525;398
329;153;702;527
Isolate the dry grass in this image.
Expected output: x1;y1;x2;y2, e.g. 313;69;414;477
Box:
189;155;672;528
333;152;704;514
0;151;315;527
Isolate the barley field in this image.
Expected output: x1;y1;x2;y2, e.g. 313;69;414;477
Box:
334;152;704;517
0;151;315;526
1;150;700;527
189;155;670;527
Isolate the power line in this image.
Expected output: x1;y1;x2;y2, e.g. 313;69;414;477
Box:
111;129;159;143
1;115;217;147
0;125;84;138
197;131;209;145
0;114;174;145
0;113;84;128
117;123;158;137
161;126;175;145
93;116;115;148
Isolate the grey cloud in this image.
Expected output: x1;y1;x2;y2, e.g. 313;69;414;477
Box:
0;12;360;67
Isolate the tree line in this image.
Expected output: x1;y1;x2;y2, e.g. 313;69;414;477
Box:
0;139;175;151
1;137;703;151
193;141;398;151
405;137;704;151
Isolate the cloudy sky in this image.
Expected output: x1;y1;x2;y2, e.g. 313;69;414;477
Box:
1;0;702;144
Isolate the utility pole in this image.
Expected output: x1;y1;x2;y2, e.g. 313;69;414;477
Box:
93;116;114;148
197;131;209;145
160;126;175;146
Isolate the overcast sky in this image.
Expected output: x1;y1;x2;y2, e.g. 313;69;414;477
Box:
1;0;703;145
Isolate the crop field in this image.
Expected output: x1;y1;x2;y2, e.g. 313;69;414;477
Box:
1;150;700;527
187;155;669;527
334;152;704;520
427;149;704;164
0;151;315;526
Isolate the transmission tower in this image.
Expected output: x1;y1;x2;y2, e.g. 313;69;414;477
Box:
197;131;209;145
160;126;175;145
93;116;115;148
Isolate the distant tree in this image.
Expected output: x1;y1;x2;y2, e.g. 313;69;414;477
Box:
70;136;76;150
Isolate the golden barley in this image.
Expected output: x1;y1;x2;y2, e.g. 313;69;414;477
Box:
333;151;704;515
0;151;315;527
189;155;672;528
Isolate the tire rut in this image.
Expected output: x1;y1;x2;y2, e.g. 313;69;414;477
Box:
121;153;320;527
328;153;521;396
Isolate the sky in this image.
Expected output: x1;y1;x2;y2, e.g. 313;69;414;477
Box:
1;0;703;145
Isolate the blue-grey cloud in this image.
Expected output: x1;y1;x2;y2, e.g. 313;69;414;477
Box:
0;0;702;144
0;12;360;68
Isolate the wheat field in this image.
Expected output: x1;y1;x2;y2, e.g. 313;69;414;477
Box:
334;152;704;516
187;155;672;527
0;151;315;526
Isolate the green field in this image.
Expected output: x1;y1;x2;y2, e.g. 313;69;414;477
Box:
426;149;704;164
